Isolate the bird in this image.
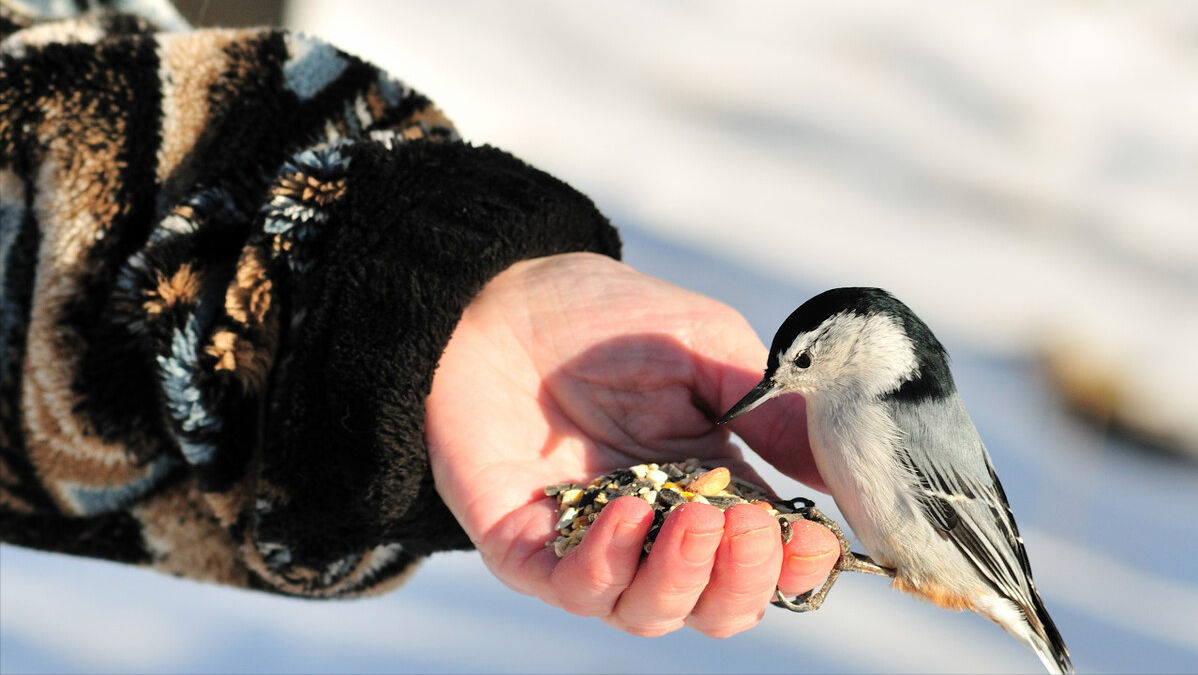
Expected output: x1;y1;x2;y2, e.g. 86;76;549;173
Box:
718;287;1072;674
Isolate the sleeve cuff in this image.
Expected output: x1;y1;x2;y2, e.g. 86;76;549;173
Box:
232;138;620;594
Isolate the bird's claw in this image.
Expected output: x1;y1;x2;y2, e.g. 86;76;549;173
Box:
772;503;895;613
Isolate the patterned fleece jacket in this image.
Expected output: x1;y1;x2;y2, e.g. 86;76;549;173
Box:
0;1;621;597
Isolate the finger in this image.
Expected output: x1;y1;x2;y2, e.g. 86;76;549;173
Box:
548;496;654;616
475;494;567;600
685;504;784;637
723;388;827;493
605;502;725;637
777;519;840;597
686;316;827;493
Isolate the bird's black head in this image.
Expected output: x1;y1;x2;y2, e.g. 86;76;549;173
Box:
765;287;955;402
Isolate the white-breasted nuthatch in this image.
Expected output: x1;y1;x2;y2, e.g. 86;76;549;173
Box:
719;287;1071;674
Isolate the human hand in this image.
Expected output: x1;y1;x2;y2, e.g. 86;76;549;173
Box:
425;252;838;637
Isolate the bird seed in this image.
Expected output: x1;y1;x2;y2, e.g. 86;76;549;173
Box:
545;459;801;556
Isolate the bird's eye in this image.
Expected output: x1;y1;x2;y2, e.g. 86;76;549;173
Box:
795;351;812;369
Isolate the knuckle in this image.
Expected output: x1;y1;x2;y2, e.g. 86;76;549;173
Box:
557;597;606;617
703;623;749;639
689;609;765;639
552;575;626;617
620;618;686;638
573;570;624;597
721;583;773;606
658;577;709;599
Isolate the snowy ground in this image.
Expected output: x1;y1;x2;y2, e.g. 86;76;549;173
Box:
3;2;1198;673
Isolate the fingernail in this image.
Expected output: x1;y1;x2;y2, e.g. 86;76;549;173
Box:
680;530;722;564
786;551;833;578
612;518;645;553
729;526;776;563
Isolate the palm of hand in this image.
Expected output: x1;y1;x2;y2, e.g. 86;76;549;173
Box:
426;253;836;637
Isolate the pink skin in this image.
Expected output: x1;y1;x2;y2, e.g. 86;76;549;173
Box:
426;253;838;638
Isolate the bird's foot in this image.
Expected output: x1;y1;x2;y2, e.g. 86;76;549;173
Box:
771;500;895;613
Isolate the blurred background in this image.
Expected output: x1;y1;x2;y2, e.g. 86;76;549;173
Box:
3;1;1197;673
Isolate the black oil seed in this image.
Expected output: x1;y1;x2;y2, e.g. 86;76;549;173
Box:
657;489;685;506
609;469;635;485
577;490;597;509
705;495;744;508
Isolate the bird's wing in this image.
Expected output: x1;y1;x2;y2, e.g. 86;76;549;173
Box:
886;397;1039;620
886;396;1071;673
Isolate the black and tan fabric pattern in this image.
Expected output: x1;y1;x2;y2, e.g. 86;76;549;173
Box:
0;0;621;597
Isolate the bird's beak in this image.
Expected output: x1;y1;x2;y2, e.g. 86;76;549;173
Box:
717;377;782;425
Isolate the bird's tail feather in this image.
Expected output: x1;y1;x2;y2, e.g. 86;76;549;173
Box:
1029;631;1071;675
1027;590;1072;674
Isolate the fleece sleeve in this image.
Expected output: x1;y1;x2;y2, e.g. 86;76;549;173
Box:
0;10;620;597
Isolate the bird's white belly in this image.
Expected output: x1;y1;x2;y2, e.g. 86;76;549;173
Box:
806;397;942;571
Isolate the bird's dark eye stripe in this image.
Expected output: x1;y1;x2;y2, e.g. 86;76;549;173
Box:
796;352;812;368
